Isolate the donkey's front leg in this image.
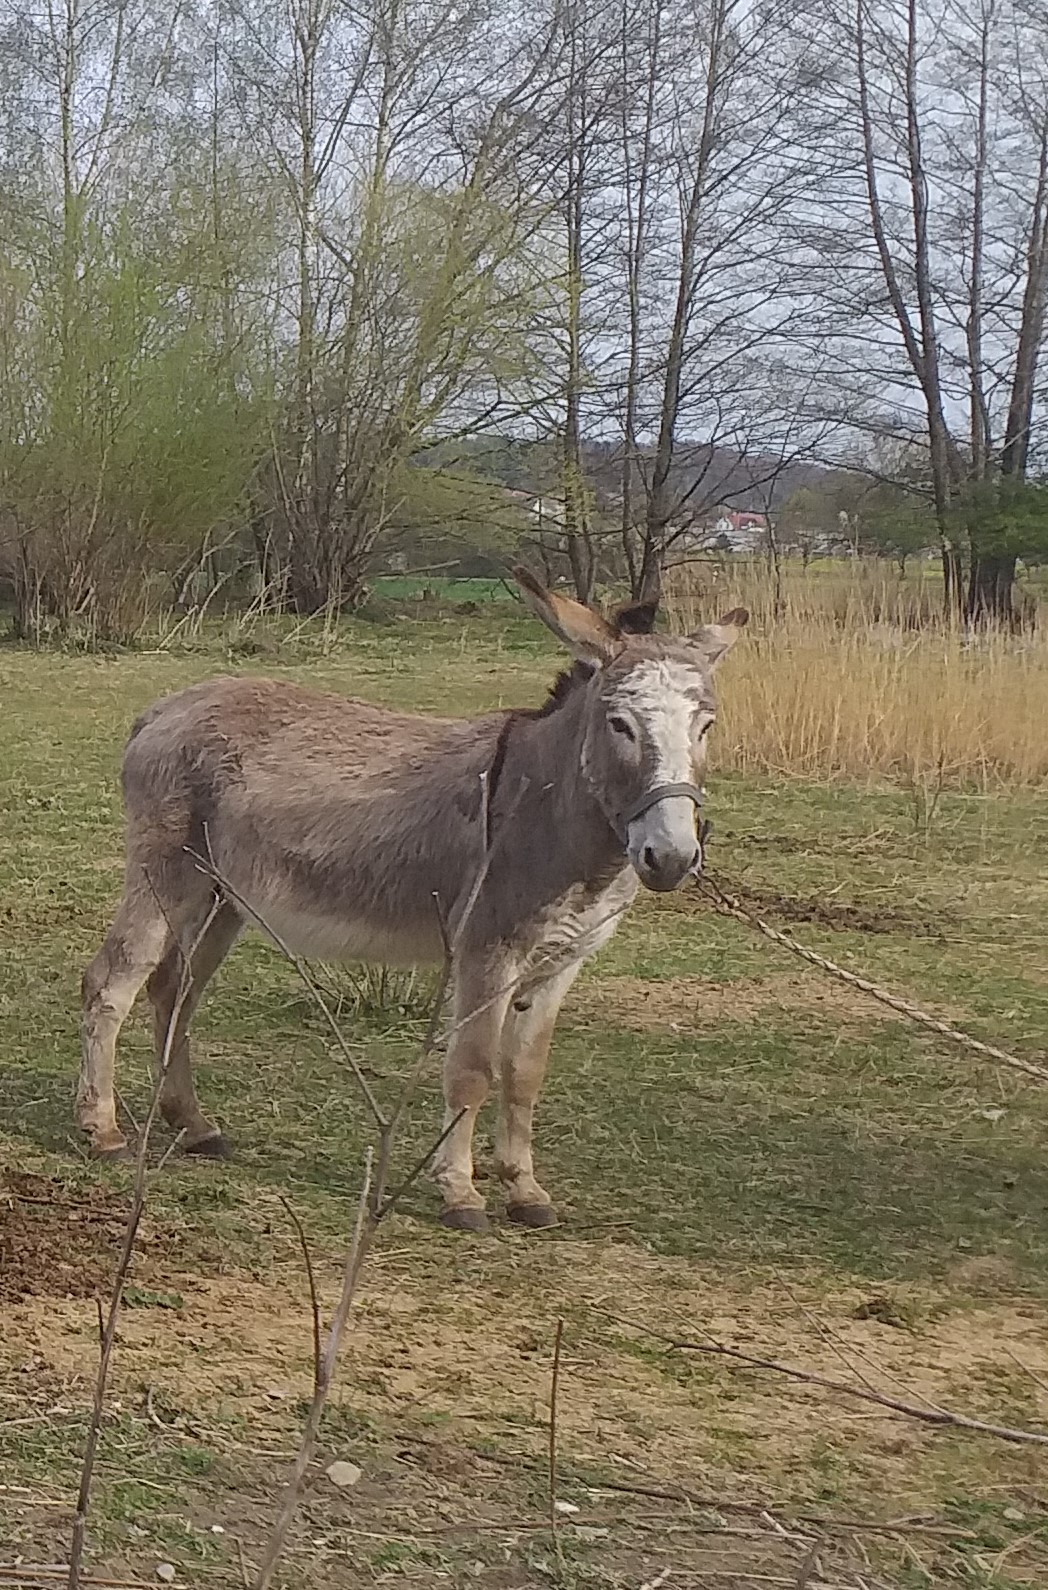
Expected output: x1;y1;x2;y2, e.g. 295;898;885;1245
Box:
494;960;583;1229
431;957;515;1234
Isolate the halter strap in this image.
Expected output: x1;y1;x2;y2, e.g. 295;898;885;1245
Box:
620;781;705;832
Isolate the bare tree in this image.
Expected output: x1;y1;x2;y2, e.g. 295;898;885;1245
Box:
810;0;1048;623
231;0;564;612
607;0;835;600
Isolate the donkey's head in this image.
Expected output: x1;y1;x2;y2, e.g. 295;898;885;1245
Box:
515;567;747;892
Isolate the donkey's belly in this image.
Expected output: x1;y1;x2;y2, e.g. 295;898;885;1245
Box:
241;898;444;967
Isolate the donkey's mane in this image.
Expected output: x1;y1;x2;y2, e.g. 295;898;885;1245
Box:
482;661;593;844
530;660;595;720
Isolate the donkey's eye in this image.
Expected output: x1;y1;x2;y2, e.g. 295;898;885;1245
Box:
608;714;636;741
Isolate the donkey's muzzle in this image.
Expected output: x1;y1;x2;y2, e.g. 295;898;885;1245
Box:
627;792;703;892
635;841;701;892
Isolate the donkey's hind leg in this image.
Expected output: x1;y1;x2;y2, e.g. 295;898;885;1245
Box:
431;956;516;1233
146;901;243;1159
494;960;582;1228
78;880;175;1157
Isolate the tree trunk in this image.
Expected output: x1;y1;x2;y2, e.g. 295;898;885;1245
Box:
635;534;662;606
618;0;661;602
560;1;596;607
638;0;725;602
942;544;963;619
965;553;1017;627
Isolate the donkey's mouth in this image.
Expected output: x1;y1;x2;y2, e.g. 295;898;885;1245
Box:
632;845;701;892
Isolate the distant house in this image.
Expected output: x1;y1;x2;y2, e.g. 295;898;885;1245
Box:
722;511;768;551
704;510;768;554
527;495;566;527
502;489;566;528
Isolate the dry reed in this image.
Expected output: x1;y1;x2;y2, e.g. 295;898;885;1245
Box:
664;561;1048;789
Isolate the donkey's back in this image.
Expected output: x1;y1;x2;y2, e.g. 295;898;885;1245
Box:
119;674;505;962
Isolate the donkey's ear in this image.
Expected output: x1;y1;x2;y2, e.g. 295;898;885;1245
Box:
613;599;659;636
689;606;749;668
512;565;621;664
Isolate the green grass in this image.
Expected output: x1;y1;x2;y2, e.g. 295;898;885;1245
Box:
2;610;1047;1587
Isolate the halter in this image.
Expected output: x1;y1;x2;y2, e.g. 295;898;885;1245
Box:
620;780;705;830
616;781;711;860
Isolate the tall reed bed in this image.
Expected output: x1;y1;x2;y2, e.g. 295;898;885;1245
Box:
664;561;1048;789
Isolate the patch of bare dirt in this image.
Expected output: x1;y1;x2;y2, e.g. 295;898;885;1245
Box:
4;1235;1048;1586
0;1171;127;1302
692;877;943;937
567;971;876;1033
7;1236;1048;1486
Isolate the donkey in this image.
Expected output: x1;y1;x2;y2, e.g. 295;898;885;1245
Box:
77;569;747;1231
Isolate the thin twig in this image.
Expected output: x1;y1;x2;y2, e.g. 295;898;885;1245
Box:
376;1106;466;1219
253;1151;373;1590
2;1573;155;1590
774;1276;946;1419
67;895;221;1590
549;1317;565;1569
373;768;521;1207
1003;1346;1048;1398
697;873;1048;1086
235;1538;251;1590
279;1197;322;1395
403;1430;981;1540
598;1308;1048;1447
155;1128;187;1174
794;1541;818;1590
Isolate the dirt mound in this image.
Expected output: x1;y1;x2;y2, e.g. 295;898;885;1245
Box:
0;1171;126;1301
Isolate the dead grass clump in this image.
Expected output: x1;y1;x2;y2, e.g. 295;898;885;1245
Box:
665;561;1048;788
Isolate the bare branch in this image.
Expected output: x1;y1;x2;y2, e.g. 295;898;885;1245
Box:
599;1308;1048;1448
67;895;223;1589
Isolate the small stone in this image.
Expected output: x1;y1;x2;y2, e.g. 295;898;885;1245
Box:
979;1107;1006;1124
574;1526;609;1541
325;1460;362;1489
155;1564;176;1584
210;1525;226;1535
264;1386;289;1401
554;1501;580;1515
1003;1506;1025;1522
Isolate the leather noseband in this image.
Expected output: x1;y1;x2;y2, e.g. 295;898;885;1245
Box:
618;783;710;862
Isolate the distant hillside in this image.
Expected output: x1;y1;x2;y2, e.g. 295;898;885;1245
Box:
419;435;830;516
580;439;831;516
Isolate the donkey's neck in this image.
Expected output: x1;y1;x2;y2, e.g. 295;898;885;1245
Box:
493;684;625;895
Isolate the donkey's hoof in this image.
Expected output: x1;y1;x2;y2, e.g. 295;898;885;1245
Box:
507;1202;559;1229
440;1205;490;1234
183;1132;234;1161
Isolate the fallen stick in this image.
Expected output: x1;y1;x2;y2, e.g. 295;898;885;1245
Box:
600;1308;1048;1447
0;1573;153;1590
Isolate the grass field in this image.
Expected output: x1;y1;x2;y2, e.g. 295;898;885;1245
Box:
3;599;1048;1588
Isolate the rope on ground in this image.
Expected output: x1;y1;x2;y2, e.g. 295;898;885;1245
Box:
695;873;1048;1087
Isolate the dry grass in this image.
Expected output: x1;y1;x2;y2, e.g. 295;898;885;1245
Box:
665;560;1048;788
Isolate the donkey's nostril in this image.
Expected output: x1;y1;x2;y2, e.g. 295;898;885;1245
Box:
641;844;657;872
